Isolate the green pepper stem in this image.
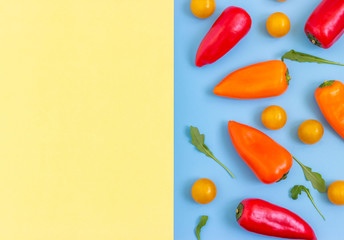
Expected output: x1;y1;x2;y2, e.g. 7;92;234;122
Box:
306;33;322;48
236;203;244;221
277;171;289;182
319;80;335;88
286;69;291;85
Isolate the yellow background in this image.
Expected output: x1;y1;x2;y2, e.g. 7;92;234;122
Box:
0;1;173;239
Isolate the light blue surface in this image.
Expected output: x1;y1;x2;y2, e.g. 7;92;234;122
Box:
174;0;344;239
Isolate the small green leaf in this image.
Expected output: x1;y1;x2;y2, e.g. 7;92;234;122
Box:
290;185;325;220
190;126;235;178
195;215;208;240
281;50;344;66
292;156;326;193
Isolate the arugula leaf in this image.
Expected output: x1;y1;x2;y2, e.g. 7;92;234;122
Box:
190;126;235;178
292;156;326;193
195;215;208;240
290;185;325;220
281;50;344;66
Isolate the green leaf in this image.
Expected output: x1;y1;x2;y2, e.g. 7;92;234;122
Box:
281;50;344;66
190;126;235;178
292;156;326;193
195;215;208;240
290;185;325;220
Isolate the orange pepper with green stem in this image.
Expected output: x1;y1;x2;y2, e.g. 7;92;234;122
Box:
227;121;326;192
228;121;292;183
213;50;344;100
315;80;344;139
213;60;290;99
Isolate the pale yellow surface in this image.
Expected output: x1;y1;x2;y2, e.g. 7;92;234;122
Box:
0;1;173;239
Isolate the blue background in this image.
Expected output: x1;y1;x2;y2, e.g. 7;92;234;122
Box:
174;0;344;239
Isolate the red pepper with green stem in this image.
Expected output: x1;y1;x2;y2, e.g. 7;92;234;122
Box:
195;6;251;67
305;0;344;48
236;198;317;240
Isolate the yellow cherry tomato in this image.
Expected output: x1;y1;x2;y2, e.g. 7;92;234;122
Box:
277;0;287;1
261;105;287;130
266;12;290;38
190;0;215;19
328;181;344;205
191;178;217;204
298;119;324;144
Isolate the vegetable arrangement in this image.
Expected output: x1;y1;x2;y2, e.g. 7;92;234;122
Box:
181;1;344;239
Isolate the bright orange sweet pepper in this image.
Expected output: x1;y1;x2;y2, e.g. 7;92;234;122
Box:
213;60;290;99
315;80;344;139
228;121;293;184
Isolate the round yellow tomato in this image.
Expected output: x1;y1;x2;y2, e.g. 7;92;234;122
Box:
277;0;287;1
191;178;217;204
328;181;344;205
190;0;215;19
298;120;324;144
261;105;287;130
266;12;290;38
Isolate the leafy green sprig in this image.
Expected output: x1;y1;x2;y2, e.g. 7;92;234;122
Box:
292;156;326;193
190;126;235;178
291;185;325;220
195;215;208;240
282;50;344;66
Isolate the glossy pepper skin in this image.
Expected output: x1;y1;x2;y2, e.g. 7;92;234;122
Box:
228;121;292;184
315;80;344;139
195;6;251;67
236;198;317;240
305;0;344;48
213;60;290;99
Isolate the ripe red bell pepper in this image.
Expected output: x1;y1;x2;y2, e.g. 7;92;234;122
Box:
195;6;251;67
236;198;317;240
305;0;344;48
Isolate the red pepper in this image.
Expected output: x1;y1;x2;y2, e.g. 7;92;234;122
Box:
236;198;317;240
195;6;251;67
305;0;344;48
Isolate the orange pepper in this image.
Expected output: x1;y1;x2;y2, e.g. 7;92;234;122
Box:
228;121;293;184
214;60;290;99
315;80;344;139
